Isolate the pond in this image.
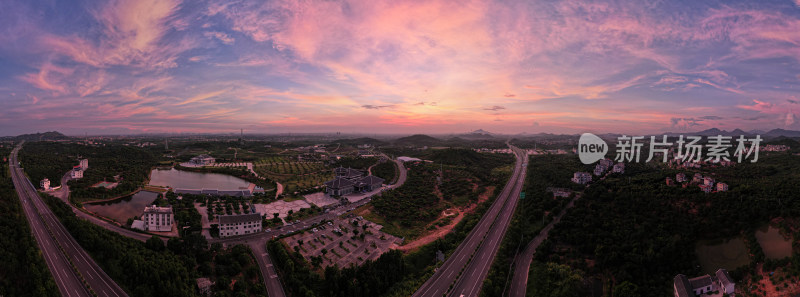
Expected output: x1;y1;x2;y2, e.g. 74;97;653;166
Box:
696;237;750;274
84;191;160;224
755;225;793;260
148;168;252;190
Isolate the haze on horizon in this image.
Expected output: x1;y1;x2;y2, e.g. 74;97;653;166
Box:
2;0;800;136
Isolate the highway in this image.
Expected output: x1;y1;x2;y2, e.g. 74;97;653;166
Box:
413;144;528;297
9;143;129;297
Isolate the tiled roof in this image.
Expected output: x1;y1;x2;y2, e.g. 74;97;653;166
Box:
324;177;355;189
716;269;734;286
358;175;384;185
219;213;262;225
673;275;693;297
689;275;713;288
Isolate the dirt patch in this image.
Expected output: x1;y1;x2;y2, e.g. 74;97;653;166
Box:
747;263;800;296
396;186;496;252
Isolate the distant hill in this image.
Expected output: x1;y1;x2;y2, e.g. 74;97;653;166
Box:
763;129;800;138
12;131;69;141
393;134;444;147
454;129;496;140
666;128;800;138
331;137;387;147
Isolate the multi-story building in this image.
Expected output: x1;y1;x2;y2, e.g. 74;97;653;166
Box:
324;167;385;196
142;205;173;232
190;154;215;166
40;178;51;191
674;269;734;297
593;163;608;176
716;182;728;192
571;172;592;184
676;173;687;183
79;159;88;170
612;162;625;173
71;165;83;179
218;213;263;237
703;177;715;187
699;184;713;193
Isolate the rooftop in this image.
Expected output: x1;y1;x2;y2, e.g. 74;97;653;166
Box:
219;213;262;225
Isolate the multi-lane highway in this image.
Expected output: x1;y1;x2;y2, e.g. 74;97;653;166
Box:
9;143;129;297
413;144;528;297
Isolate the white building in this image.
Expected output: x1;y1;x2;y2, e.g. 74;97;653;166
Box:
218;213;262;237
71;166;83;179
142;205;174;232
612;163;625;173
190;154;215;166
571;172;592;184
40;178;51;191
674;269;735;297
79;159;88;170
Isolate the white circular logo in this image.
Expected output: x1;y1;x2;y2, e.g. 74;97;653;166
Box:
578;133;608;164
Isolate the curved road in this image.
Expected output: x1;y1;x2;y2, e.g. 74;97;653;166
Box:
507;194;579;297
10;143;129;297
413;144;528;297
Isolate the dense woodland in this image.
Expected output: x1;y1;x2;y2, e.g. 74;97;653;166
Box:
479;150;800;296
0;147;59;297
370;161;397;184
20;142;158;201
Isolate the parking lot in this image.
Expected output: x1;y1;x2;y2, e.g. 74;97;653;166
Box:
282;214;401;268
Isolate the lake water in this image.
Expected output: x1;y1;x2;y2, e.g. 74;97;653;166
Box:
148;168;252;190
84;191;160;223
755;225;792;260
696;238;750;274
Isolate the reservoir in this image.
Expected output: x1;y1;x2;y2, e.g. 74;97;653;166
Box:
84;191;160;224
148;168;252;190
696;237;750;274
755;225;792;260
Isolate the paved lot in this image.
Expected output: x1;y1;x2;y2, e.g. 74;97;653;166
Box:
254;199;311;220
303;192;339;208
282;215;401;267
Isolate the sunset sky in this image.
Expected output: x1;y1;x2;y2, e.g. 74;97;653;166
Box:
2;0;800;135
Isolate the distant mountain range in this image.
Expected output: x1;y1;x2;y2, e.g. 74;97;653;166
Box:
667;128;800;138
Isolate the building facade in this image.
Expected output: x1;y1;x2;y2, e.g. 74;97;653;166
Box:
218;213;263;237
79;159;88;170
674;269;735;297
71;166;83;179
571;172;592;184
190;154;215;166
40;178;51;191
324;167;385;196
142;205;173;232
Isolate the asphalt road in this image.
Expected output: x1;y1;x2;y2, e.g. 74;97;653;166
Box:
9;143;129;297
507;194;579;297
412;145;528;297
